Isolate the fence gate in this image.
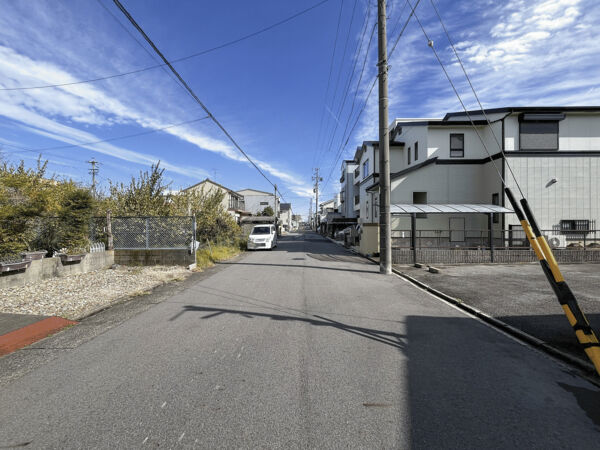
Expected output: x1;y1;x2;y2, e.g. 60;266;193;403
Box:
111;216;194;250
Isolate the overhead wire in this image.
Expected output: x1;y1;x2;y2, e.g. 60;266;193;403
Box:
428;0;525;197
111;0;285;201
312;0;346;170
319;0;372;167
320;0;360;160
0;0;331;92
322;0;420;189
0;116;210;155
405;0;507;189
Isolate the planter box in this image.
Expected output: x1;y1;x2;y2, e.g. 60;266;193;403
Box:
21;251;47;261
0;260;32;273
59;254;86;264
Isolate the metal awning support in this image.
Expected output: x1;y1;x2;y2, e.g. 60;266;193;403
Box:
488;213;494;263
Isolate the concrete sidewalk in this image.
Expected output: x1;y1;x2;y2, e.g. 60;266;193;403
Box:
396;263;600;362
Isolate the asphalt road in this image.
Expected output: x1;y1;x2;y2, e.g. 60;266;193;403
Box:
1;232;599;449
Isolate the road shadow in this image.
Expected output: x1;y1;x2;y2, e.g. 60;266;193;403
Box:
169;305;406;350
216;261;377;274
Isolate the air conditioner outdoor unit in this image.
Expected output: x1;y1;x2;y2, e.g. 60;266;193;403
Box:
545;234;567;249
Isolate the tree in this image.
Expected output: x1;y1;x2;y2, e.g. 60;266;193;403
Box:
103;162;173;216
261;206;274;216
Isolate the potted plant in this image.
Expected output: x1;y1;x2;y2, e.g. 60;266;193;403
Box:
21;250;48;261
0;255;32;273
56;247;87;264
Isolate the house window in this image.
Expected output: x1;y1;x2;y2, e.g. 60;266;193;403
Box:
407;147;411;165
260;202;269;205
450;133;464;157
492;193;499;224
366;200;369;220
414;141;419;161
519;121;559;150
363;160;369;178
413;191;427;219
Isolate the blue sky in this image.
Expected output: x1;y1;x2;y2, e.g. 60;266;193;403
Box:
0;0;598;218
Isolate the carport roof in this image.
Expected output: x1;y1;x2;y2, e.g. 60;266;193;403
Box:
390;204;513;214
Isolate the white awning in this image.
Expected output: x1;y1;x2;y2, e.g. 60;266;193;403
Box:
390;204;513;214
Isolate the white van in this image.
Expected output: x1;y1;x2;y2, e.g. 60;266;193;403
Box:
247;224;277;250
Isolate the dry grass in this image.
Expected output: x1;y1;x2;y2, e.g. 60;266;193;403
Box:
195;244;242;271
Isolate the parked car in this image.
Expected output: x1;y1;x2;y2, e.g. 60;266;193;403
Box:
247;225;277;250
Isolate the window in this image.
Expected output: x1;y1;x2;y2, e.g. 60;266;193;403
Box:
363;160;369;178
450;134;464;157
520;121;559;150
259;201;269;206
407;147;411;165
413;192;427;219
560;220;590;233
414;141;419;161
492;193;499;224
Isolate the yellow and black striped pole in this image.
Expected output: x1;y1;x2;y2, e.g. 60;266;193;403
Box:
505;187;600;375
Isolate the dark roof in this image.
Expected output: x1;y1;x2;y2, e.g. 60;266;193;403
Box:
443;106;600;120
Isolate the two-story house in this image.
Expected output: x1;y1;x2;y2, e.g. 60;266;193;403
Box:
364;106;600;251
236;188;279;216
183;178;248;221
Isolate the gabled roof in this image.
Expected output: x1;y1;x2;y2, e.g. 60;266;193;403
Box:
237;188;274;196
183;178;241;197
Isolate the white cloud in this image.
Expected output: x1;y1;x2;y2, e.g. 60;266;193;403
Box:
0;2;314;199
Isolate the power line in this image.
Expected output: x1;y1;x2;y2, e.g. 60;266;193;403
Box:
312;0;345;170
0;116;210;155
111;0;284;201
428;0;524;197
322;0;419;189
0;0;331;92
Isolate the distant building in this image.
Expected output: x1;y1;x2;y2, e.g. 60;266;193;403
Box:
279;203;292;231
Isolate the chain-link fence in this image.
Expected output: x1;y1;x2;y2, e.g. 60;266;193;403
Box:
108;216;194;250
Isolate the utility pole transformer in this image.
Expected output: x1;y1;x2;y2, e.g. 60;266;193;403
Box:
378;0;392;274
88;158;99;199
312;168;323;232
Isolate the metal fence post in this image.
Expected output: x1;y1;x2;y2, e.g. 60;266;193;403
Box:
192;214;197;263
411;213;417;265
145;218;150;249
488;213;494;262
106;210;114;251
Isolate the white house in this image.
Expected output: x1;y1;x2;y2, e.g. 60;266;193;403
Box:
237;188;279;216
279;203;293;231
358;106;600;252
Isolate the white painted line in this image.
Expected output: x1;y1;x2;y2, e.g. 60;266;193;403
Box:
142;436;149;444
161;402;167;408
178;432;185;442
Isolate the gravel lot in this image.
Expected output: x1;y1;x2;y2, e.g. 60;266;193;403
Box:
0;266;190;320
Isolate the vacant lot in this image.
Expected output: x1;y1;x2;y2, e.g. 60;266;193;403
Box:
0;266;190;320
397;263;600;361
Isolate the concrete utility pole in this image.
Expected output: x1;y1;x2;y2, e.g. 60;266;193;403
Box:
309;198;313;229
274;184;278;234
378;0;392;275
88;158;99;199
312;168;322;231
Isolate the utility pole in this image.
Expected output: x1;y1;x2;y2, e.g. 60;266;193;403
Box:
274;184;278;234
312;168;322;232
309;198;313;230
88;158;99;199
378;0;392;275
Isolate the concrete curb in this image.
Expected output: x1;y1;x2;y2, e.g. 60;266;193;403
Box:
322;236;600;384
390;267;599;382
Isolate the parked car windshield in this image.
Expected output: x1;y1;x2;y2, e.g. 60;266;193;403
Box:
251;226;271;235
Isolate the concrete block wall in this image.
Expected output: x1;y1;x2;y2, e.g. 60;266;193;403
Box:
114;249;195;266
0;251;115;289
